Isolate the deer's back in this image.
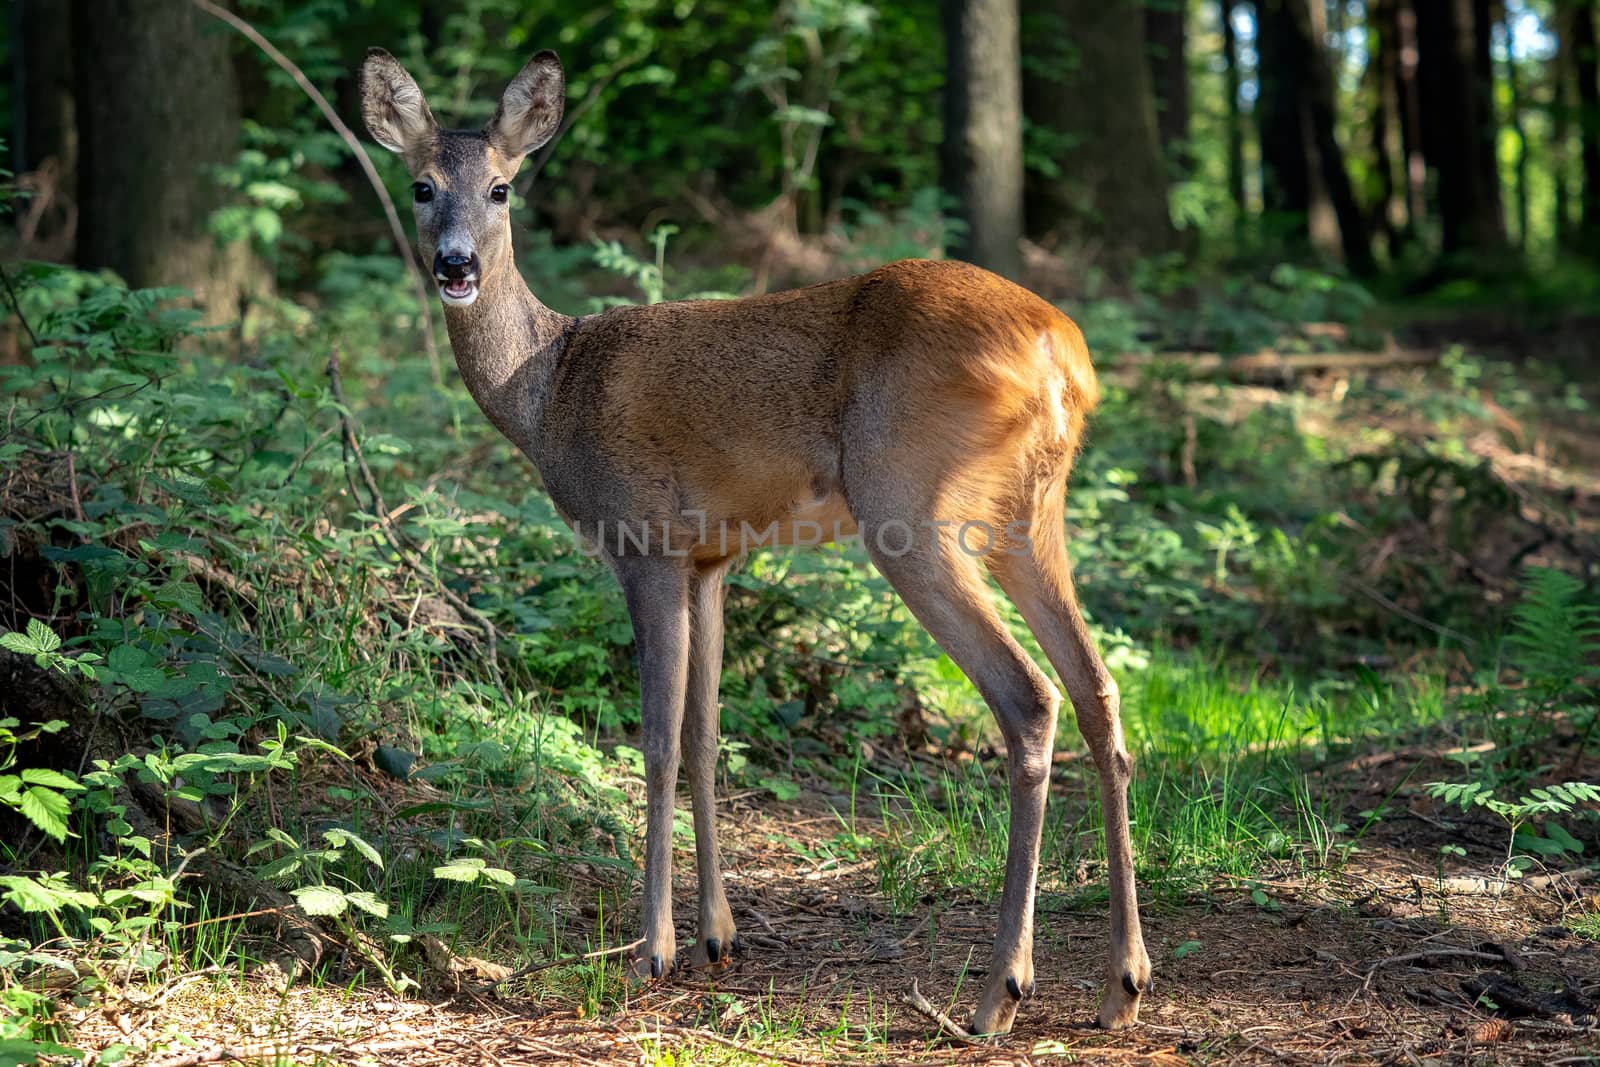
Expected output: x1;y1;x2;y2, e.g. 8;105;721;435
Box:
533;259;1098;544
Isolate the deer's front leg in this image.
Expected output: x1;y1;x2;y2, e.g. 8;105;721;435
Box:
683;565;738;968
617;558;692;983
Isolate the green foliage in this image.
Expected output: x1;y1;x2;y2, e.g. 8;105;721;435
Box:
1424;780;1599;876
0;715;81;843
1507;567;1600;710
1449;566;1600;773
0;256;639;1018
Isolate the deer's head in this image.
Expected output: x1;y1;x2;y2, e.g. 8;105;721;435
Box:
359;49;565;308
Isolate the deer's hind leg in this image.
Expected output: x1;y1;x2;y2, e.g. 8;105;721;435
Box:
851;511;1060;1037
683;561;739;968
988;481;1151;1030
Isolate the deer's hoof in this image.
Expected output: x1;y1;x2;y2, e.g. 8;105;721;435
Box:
1097;968;1151;1030
628;952;673;985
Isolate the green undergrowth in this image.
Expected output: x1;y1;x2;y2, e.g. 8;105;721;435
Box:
870;653;1447;912
0;241;1596;1058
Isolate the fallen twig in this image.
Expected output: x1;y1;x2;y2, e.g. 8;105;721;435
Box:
1433;869;1595;896
1107;348;1440;379
1362;947;1509;973
147;1047;253;1067
900;978;981;1044
483;938;643;988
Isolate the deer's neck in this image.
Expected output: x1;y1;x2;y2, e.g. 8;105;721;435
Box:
440;268;574;453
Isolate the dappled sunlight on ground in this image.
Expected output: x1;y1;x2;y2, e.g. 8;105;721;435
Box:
68;794;1599;1066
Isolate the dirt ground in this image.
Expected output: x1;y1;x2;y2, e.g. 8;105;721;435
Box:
67;774;1600;1067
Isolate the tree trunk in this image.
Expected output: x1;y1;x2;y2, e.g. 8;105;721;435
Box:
1256;0;1373;272
1022;0;1173;269
1370;0;1410;255
1144;0;1190;181
1576;0;1600;255
941;0;1025;280
1415;0;1507;257
1287;0;1375;273
71;0;264;315
1396;0;1429;232
13;1;76;177
1553;2;1577;248
1256;0;1313;221
1496;1;1528;251
1222;0;1247;220
11;1;77;259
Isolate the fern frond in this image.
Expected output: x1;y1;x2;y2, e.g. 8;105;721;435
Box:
1507;567;1599;703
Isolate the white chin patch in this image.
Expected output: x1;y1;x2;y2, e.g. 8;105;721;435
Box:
439;280;478;307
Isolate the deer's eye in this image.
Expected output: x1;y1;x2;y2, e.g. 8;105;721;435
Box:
412;182;434;204
490;184;510;204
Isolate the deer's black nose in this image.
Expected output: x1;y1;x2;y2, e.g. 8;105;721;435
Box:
434;252;478;280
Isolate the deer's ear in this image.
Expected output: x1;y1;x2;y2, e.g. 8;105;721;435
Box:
487;51;565;163
360;48;438;164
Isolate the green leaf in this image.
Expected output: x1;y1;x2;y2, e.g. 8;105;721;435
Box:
0;874;96;914
345;891;389;919
291;885;348;916
26;618;61;653
108;645;169;693
1173;939;1203;959
1513;831;1567;857
192;753;280;774
1543;822;1584;855
433;858;487;882
1;619;61;657
323;828;384;869
477;866;515;887
760;776;800;802
0;1037;85;1066
19;786;71;841
20;767;83;792
107;644;152;672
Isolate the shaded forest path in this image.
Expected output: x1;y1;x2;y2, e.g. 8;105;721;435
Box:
71;791;1600;1066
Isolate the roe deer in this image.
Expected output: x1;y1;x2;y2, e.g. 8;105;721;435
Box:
359;48;1150;1035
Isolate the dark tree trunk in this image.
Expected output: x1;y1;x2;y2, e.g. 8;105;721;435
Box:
1022;0;1173;269
11;1;77;259
1554;2;1577;248
1144;0;1191;180
1370;0;1411;254
1256;0;1373;272
13;1;75;176
1256;0;1313;219
1415;0;1507;256
1396;0;1429;231
71;0;264;313
1287;0;1376;273
1576;0;1600;254
1222;0;1247;220
1496;2;1528;251
941;0;1025;280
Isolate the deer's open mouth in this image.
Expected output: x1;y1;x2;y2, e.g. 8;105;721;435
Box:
438;277;477;305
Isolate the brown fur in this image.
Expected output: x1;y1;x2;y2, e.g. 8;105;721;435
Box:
360;48;1150;1035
